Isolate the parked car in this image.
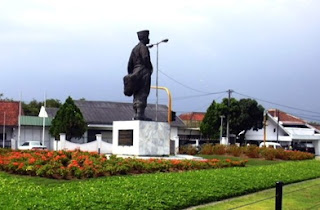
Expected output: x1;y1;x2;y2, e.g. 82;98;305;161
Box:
293;143;315;154
19;141;47;150
259;142;282;149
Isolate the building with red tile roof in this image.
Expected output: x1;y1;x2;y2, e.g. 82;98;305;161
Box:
245;109;320;155
0;101;20;126
268;109;305;125
0;101;22;148
179;112;205;128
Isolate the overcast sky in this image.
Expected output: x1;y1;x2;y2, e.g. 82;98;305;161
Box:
1;0;320;121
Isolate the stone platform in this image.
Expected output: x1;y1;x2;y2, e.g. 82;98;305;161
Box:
112;120;170;156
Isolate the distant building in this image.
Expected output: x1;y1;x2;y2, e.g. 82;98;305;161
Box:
245;109;320;153
178;112;208;145
0;101;20;148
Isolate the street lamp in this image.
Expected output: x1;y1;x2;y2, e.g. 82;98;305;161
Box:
220;115;225;143
148;39;169;121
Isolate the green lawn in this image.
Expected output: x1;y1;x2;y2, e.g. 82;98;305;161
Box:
198;154;284;166
0;160;320;209
196;178;320;210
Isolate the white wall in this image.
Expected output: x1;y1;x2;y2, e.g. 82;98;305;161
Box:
13;126;52;149
245;119;288;142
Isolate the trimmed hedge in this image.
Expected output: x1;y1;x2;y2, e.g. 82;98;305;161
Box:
198;144;315;160
0;160;319;209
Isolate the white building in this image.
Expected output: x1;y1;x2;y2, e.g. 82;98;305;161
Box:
245;109;320;155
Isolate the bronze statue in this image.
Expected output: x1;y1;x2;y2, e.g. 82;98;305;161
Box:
124;30;153;120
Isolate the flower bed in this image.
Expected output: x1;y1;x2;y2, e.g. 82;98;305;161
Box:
0;149;247;179
197;144;315;160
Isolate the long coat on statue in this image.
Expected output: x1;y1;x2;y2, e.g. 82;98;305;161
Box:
124;42;153;110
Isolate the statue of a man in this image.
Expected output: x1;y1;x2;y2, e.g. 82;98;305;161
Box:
124;30;153;120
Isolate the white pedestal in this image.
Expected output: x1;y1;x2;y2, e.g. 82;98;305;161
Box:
112;121;170;156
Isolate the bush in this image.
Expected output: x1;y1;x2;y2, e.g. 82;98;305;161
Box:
179;145;198;155
259;147;277;160
199;144;314;161
199;144;214;155
226;145;243;157
244;145;260;158
212;144;226;155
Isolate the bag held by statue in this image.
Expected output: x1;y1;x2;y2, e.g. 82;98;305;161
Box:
123;74;137;96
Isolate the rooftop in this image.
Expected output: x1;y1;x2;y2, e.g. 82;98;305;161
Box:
0;101;21;126
179;112;206;121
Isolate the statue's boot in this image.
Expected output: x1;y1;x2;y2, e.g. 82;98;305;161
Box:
134;108;152;121
133;108;138;120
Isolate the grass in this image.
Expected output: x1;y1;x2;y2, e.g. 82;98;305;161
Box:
196;178;320;210
0;160;320;209
198;154;283;166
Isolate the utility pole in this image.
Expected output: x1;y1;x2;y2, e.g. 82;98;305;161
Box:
263;111;268;145
226;89;233;145
276;109;279;143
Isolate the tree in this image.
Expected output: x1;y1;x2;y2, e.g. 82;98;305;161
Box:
49;96;86;140
200;98;264;140
23;99;62;116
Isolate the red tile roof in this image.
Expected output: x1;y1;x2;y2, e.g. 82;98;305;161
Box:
179;112;206;121
0;101;20;126
309;123;320;131
268;109;305;124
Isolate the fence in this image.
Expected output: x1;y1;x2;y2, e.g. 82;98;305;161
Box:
53;133;112;154
228;180;320;210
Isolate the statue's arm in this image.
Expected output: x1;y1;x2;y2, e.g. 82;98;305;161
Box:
141;46;153;73
127;54;134;74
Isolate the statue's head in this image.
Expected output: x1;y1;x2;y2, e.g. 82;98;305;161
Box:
137;30;150;45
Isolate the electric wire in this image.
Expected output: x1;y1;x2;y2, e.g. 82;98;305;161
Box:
158;69;216;94
234;91;320;115
174;91;227;101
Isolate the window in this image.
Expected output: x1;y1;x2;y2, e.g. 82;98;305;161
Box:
273;128;276;133
22;142;29;146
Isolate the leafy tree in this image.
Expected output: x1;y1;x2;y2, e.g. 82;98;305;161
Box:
22;100;41;116
22;99;62;116
49;96;86;140
46;99;62;108
200;98;264;140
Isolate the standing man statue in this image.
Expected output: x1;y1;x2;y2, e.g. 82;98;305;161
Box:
124;30;153;121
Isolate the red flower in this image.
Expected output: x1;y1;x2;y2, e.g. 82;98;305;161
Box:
29;158;36;164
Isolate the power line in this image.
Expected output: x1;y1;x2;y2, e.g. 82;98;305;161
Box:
194;93;226;112
233;91;320;115
158;69;214;94
174;91;227;101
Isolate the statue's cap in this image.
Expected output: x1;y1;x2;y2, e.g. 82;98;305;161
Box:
137;30;149;40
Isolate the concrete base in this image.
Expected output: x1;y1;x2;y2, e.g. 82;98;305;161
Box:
112;121;170;156
106;154;203;160
313;140;320;156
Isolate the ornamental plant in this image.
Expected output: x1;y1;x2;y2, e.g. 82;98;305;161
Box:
0;149;247;180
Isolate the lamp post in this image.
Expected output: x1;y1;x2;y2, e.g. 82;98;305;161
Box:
2;112;5;148
220;115;225;143
149;38;169;121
